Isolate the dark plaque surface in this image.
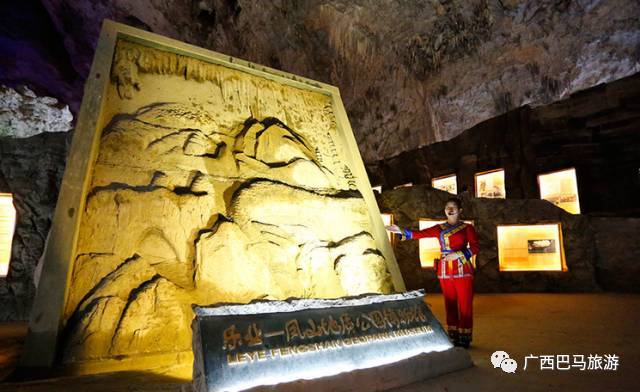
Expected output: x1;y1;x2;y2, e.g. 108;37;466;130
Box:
192;290;454;391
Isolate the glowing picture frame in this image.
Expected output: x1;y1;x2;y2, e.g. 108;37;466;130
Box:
380;213;394;243
0;194;16;277
418;219;475;269
475;169;505;198
497;223;567;272
537;168;580;214
432;174;457;194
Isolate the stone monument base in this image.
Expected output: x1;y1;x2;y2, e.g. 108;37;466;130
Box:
192;290;473;391
243;346;471;392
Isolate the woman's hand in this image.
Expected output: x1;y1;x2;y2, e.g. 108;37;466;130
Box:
385;224;403;234
443;253;458;262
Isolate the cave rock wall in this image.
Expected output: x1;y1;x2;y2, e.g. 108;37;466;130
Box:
368;72;640;216
377;186;601;293
3;0;639;162
0;132;68;321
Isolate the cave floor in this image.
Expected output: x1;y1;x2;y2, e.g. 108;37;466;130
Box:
0;293;638;391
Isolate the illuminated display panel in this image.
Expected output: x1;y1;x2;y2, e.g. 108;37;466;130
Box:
538;168;580;214
393;183;413;189
418;220;475;269
432;174;457;194
0;194;16;277
381;213;394;242
497;223;566;272
475;169;505;198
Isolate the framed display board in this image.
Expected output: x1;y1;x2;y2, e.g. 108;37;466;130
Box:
497;223;567;271
538;168;580;214
432;174;457;194
475;169;505;198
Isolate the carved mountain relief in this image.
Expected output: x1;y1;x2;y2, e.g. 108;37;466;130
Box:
61;41;392;363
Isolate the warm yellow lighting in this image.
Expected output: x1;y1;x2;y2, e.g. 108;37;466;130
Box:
394;183;413;189
475;169;505;198
497;223;566;271
418;220;475;269
0;193;16;277
538;168;580;214
381;213;394;242
432;174;457;194
33;31;400;374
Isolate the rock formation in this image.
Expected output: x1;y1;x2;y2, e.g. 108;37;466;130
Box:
0;86;73;138
0;0;638;329
3;0;639;161
59;40;392;364
367;72;640;216
0;132;67;321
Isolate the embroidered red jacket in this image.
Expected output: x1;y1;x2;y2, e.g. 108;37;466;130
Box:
402;222;479;278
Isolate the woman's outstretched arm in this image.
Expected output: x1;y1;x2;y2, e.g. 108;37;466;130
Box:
385;224;440;240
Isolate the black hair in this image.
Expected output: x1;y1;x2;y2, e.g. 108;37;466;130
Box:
445;197;462;209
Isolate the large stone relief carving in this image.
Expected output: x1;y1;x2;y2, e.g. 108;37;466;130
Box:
60;40;392;363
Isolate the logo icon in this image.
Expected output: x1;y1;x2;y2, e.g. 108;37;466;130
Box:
491;350;518;373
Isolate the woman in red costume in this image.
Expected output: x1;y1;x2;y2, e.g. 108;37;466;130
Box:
386;197;479;348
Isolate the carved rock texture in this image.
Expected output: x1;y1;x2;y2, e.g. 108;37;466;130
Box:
3;0;639;161
60;41;392;364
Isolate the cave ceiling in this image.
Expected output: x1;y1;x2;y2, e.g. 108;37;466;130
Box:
2;0;639;162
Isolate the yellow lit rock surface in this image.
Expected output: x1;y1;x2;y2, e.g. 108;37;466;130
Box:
60;40;393;368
